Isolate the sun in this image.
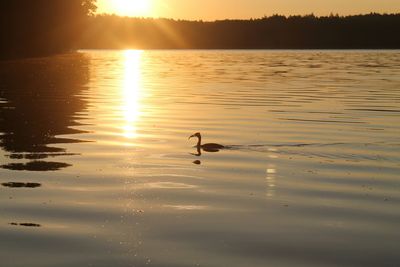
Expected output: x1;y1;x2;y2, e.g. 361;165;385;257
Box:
109;0;152;17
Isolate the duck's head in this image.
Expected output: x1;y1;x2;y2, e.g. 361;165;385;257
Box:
188;132;201;140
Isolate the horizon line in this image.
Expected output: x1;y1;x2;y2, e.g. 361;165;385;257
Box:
94;11;400;22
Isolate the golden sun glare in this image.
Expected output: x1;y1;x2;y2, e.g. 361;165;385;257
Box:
110;0;152;17
122;50;143;140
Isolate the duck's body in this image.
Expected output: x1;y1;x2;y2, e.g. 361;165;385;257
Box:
189;132;225;152
201;143;225;152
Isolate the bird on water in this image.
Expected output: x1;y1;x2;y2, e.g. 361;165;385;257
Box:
189;132;225;152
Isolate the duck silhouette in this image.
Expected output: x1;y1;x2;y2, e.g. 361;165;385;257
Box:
189;132;225;153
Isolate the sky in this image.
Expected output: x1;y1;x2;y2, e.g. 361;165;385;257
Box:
96;0;400;21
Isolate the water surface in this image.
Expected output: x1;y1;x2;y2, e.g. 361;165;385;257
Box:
0;50;399;267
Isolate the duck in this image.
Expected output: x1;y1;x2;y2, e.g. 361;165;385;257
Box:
188;132;225;152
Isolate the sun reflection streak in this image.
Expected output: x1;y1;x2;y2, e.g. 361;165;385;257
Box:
266;165;277;198
122;50;143;141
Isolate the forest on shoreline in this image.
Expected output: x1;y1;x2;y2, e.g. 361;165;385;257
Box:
81;13;400;49
0;0;399;60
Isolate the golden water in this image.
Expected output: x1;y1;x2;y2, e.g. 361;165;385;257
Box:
0;50;399;267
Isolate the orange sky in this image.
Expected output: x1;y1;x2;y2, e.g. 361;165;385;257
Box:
96;0;400;20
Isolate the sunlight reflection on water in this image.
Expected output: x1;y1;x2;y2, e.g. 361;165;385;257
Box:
0;50;399;267
122;50;143;141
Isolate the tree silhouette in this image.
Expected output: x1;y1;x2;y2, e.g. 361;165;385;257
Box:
1;3;398;57
0;0;96;59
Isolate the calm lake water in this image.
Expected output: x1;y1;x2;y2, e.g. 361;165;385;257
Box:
0;50;399;267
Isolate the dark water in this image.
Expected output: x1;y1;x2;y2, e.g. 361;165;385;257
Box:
0;50;399;267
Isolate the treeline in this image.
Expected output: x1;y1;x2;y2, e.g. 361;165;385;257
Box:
1;4;399;59
0;0;96;59
81;13;400;49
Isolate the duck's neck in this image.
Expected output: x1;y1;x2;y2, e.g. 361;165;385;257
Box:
196;136;202;147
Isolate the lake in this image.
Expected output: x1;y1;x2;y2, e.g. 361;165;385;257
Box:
0;50;399;267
